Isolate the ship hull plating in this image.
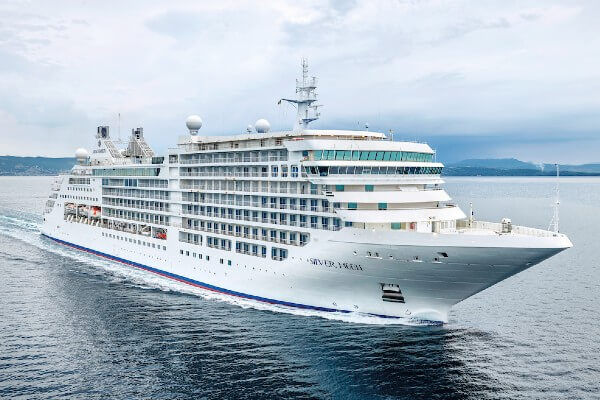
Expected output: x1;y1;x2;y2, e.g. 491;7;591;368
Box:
41;211;570;322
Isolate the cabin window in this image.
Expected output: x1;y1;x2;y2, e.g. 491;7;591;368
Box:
365;185;374;192
378;203;387;210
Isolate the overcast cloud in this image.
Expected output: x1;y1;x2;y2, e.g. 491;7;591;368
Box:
1;0;599;162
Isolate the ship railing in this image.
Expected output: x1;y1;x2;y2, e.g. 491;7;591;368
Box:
180;156;288;165
102;192;170;201
456;220;558;237
180;210;339;231
102;203;168;213
180;172;271;178
178;186;322;197
235;249;267;258
179;238;201;245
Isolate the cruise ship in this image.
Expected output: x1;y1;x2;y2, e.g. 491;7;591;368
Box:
41;61;572;323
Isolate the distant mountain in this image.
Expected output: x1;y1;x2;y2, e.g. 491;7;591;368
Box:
448;158;535;169
0;156;75;176
444;158;600;176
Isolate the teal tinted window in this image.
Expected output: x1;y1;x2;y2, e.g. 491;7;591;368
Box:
384;152;392;161
375;152;384;160
365;185;374;192
327;150;335;160
378;202;387;210
348;202;357;210
313;150;322;161
359;151;368;160
344;151;352;160
391;223;401;230
367;152;376;160
335;151;344;160
335;185;345;192
352;151;360;161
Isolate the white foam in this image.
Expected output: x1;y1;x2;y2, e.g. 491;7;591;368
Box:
0;212;439;326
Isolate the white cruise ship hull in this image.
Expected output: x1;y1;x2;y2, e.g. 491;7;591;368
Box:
41;211;571;323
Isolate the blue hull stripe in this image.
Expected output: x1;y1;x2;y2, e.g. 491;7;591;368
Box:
41;234;403;319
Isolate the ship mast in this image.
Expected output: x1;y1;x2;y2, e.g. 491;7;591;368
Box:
279;59;321;131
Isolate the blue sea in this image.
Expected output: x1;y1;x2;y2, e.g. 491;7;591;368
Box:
0;176;598;399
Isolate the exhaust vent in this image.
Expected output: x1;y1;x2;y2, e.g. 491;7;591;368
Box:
381;283;405;303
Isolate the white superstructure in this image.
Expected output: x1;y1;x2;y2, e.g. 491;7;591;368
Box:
41;61;572;323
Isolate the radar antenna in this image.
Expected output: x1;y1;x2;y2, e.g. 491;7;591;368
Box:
278;58;321;131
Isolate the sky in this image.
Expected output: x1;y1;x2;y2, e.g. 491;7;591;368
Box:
1;0;599;163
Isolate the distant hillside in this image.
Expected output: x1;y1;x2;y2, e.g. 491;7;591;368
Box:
0;156;75;176
449;158;535;169
444;158;600;176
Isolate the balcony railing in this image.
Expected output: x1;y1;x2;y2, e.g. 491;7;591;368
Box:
180;155;288;165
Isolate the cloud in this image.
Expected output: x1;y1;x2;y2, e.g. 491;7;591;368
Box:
0;0;598;162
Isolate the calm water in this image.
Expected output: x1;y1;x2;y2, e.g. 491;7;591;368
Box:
0;176;598;399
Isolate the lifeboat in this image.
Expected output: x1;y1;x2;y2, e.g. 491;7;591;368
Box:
90;206;101;217
140;226;151;236
65;203;76;214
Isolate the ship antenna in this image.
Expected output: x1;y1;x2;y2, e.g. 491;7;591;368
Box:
278;58;321;131
118;112;122;142
549;164;560;233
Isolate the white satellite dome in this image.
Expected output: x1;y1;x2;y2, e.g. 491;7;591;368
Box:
186;115;203;135
255;119;271;133
75;148;89;159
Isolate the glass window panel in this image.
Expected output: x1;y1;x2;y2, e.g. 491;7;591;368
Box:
344;151;352;161
384;152;392;161
360;151;369;160
314;150;322;161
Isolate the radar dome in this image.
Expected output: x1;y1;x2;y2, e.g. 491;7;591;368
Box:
186;115;203;135
255;119;271;133
75;148;89;159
